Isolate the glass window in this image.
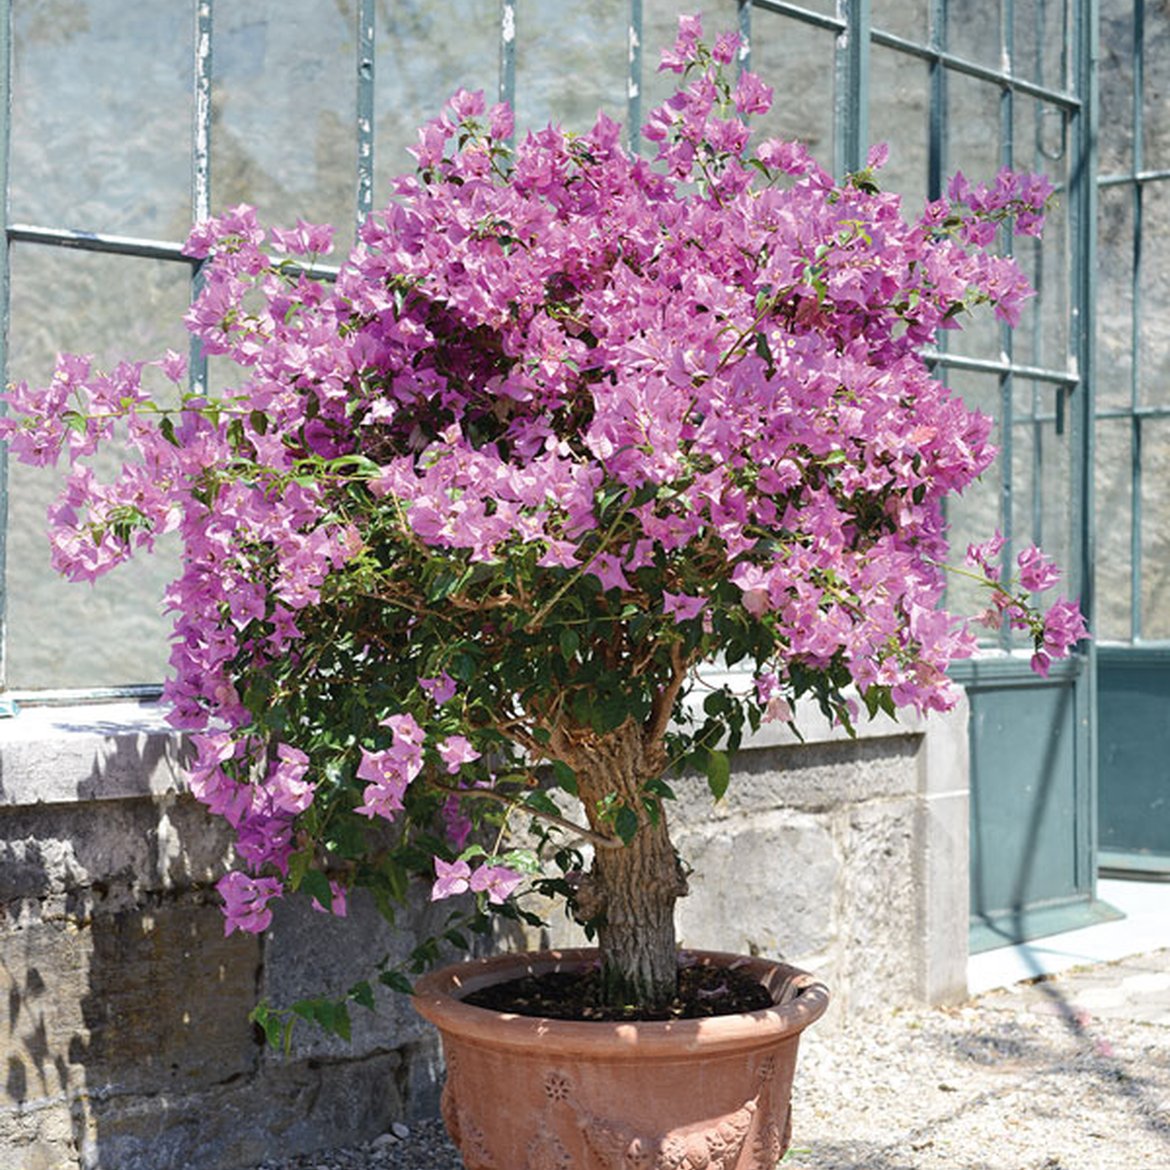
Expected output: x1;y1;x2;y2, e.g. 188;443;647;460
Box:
0;0;1100;690
5;246;189;688
212;0;358;253
10;1;193;237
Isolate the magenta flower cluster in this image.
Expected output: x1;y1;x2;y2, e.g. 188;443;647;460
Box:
1;16;1085;942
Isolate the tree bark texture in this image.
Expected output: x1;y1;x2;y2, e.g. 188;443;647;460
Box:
550;717;688;1010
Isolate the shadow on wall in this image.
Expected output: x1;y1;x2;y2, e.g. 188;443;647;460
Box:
0;711;445;1170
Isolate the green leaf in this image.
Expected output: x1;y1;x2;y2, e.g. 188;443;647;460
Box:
379;969;415;996
249;1001;286;1050
705;748;731;801
327;1002;352;1041
501;848;541;874
558;626;580;661
613;805;639;846
551;759;579;795
642;777;677;803
523;789;563;819
298;868;333;909
348;981;376;1011
704;690;729;717
287;848;313;892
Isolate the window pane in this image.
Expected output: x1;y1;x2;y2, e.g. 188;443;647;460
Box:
939;371;1007;640
873;0;929;41
749;10;836;166
1141;3;1170;171
1099;0;1136;175
943;72;1005;364
782;0;836;17
1012;0;1069;91
870;47;930;210
375;0;499;189
1095;418;1134;642
10;0;192;237
1008;99;1070;376
515;0;627;134
1137;182;1170;410
1096;183;1136;414
212;1;357;254
642;0;740;132
1142;419;1170;640
1010;379;1072;572
6;247;190;688
947;0;1001;66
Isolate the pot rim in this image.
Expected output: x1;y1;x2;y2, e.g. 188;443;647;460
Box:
412;946;830;1057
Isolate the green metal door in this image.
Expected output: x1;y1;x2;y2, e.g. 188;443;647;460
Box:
1094;0;1170;877
930;0;1102;949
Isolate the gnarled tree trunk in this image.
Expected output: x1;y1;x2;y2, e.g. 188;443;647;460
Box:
553;717;689;1011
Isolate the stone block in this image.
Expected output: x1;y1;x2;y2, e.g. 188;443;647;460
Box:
831;798;920;1018
0;795;234;916
0;703;188;808
915;790;970;1003
674;809;840;962
261;888;451;1063
74;1046;430;1170
671;734;920;822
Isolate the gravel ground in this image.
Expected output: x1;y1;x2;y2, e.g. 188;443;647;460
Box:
245;951;1170;1170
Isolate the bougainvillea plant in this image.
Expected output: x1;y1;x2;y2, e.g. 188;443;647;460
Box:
2;16;1085;1020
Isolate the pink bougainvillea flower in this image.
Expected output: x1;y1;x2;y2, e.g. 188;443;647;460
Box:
437;735;481;774
431;858;472;901
469;864;523;905
441;796;474;852
662;591;706;622
1017;545;1062;594
354;746;413;820
267;744;315;815
420;672;458;706
217;872;284;936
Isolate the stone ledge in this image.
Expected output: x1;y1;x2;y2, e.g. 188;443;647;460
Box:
0;700;187;807
0;684;936;810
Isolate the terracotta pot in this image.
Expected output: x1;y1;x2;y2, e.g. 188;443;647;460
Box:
412;947;829;1170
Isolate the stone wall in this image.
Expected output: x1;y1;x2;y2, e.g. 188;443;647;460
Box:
0;694;967;1170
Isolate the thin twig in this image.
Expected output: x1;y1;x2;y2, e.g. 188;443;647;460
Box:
430;778;624;851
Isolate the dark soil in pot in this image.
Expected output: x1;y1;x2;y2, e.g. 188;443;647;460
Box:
461;958;774;1021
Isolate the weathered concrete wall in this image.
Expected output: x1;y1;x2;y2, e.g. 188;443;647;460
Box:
1;695;967;1170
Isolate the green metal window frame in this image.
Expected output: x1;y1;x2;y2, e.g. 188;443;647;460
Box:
1095;0;1170;645
0;0;1096;703
1094;0;1170;874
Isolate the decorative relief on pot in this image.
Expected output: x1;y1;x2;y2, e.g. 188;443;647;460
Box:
751;1104;789;1168
529;1060;779;1170
439;1050;496;1169
579;1101;757;1170
527;1131;575;1170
